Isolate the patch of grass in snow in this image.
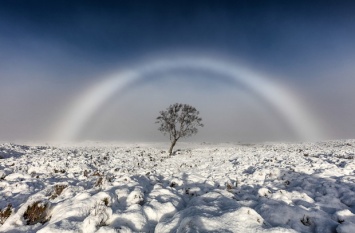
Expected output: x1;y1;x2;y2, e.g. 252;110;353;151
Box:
23;201;50;225
83;170;90;177
92;171;102;176
95;176;104;187
50;184;68;199
53;169;66;174
102;197;109;207
0;204;12;224
226;182;234;191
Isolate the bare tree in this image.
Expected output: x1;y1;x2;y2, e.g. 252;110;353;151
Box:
156;103;204;155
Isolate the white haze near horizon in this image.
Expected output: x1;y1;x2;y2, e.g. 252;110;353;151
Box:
1;53;355;143
81;72;289;143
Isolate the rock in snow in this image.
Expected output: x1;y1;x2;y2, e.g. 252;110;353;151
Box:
0;140;355;232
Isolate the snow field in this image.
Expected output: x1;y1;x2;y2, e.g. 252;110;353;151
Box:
0;141;355;232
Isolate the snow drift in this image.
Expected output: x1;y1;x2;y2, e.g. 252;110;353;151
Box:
1;141;355;232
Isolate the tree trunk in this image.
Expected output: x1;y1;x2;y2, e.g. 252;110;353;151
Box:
168;139;177;155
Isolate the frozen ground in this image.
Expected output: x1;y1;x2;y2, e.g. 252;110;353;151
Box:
1;140;355;233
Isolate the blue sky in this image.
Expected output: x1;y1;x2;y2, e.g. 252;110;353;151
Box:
1;1;355;142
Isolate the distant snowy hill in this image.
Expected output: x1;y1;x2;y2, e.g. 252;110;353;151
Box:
1;141;355;232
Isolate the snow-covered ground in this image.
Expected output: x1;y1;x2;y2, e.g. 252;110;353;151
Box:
1;140;355;233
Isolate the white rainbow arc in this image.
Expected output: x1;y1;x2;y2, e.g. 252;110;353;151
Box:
52;56;322;142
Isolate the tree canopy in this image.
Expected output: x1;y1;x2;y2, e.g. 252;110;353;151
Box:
156;103;203;155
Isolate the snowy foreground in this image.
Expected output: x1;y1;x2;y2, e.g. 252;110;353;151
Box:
1;141;355;233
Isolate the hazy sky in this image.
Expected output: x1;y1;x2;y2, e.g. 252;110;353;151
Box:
1;1;355;143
